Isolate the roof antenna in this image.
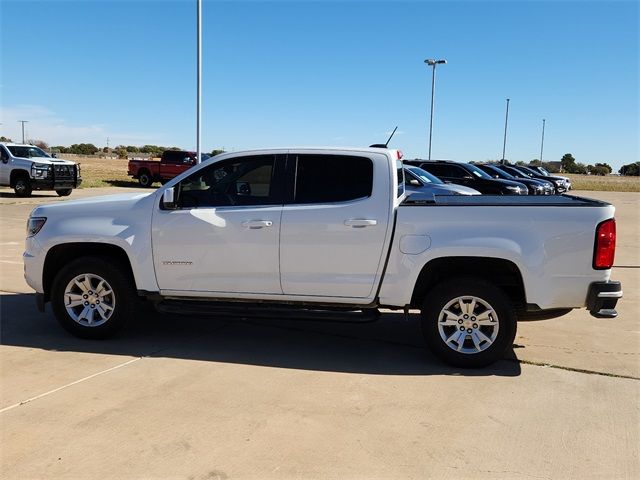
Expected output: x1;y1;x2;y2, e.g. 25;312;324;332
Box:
370;126;398;148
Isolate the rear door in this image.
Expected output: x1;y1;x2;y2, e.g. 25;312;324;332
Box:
279;151;392;299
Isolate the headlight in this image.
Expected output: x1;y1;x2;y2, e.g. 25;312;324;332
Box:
26;217;47;237
554;179;564;186
31;163;50;179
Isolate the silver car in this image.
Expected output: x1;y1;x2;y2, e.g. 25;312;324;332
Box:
404;166;481;195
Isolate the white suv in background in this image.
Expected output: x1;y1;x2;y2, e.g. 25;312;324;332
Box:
0;143;81;197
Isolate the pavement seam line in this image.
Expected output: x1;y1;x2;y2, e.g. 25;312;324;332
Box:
0;357;142;414
513;359;640;380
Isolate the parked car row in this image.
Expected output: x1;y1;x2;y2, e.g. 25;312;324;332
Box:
404;159;570;196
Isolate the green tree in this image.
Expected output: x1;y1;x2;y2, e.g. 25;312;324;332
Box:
0;136;12;142
115;147;128;159
561;153;577;172
530;159;541;166
52;145;69;153
594;162;612;174
126;145;140;153
69;143;99;155
572;162;588;174
210;149;225;156
619;162;640;176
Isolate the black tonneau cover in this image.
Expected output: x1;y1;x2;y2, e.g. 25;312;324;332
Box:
402;193;610;207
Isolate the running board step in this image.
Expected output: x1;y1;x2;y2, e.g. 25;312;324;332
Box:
154;300;381;323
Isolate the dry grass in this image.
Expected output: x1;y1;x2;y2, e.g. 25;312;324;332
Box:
564;173;640;192
71;156;640;192
74;156;154;188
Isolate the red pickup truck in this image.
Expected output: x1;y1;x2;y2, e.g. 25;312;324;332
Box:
128;150;208;187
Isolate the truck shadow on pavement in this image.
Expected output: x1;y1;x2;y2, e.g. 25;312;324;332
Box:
1;293;521;377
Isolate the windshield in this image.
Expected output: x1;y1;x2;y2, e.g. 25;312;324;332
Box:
517;166;537;177
7;146;51;159
485;165;514;179
406;166;443;184
465;163;492;179
537;167;550;176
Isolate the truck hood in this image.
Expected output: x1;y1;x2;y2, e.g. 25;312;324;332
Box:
30;192;154;218
16;157;76;166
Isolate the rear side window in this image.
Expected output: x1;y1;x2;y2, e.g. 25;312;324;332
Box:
292;154;373;204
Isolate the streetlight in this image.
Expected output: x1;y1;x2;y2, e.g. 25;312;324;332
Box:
18;120;29;143
196;0;202;163
424;58;447;161
540;118;546;162
501;98;510;164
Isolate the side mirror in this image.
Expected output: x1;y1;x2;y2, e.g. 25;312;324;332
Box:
51;153;58;158
162;187;177;209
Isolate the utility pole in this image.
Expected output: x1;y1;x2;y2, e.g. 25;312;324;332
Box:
501;98;510;164
106;137;110;150
19;120;29;143
196;0;202;163
539;118;546;162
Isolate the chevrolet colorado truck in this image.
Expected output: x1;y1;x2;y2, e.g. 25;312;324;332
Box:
128;150;209;187
24;147;622;367
1;143;81;197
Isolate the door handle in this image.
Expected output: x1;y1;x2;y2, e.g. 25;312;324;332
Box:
242;220;273;229
344;219;377;228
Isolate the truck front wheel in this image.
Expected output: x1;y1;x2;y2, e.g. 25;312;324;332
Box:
56;189;73;197
50;256;135;339
138;171;153;188
13;177;32;197
421;278;517;368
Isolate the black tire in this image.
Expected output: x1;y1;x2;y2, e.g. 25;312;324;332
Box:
13;177;32;197
421;277;517;368
138;170;153;188
50;256;136;339
56;189;73;197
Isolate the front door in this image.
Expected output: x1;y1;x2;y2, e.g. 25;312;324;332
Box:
0;146;10;185
152;154;285;294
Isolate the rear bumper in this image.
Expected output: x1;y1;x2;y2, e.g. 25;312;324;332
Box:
587;281;622;318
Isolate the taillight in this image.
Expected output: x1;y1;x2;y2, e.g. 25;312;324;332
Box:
593;218;616;269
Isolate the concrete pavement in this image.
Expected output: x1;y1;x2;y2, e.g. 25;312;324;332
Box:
1;187;638;479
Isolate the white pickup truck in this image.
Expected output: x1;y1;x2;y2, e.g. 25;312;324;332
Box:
1;143;81;197
23;147;622;367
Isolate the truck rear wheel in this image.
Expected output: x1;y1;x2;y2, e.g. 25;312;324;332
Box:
138;170;153;188
13;177;32;197
421;278;517;368
56;189;73;197
50;256;135;339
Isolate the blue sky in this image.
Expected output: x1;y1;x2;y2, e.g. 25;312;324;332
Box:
1;0;638;169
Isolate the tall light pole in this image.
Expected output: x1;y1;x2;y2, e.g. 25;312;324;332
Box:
196;0;202;163
539;118;546;162
501;98;510;164
18;120;28;143
424;58;447;161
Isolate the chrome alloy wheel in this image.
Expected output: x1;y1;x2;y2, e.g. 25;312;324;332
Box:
437;296;499;354
63;273;116;327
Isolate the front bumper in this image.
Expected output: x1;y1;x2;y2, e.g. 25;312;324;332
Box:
587;281;622;318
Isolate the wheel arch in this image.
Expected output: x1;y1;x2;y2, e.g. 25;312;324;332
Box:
10;169;30;187
410;256;526;309
43;242;136;302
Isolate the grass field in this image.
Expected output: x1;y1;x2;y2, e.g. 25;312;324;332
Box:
564;173;640;192
73;156;640;192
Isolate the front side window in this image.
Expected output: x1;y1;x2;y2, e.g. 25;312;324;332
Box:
292;154;373;204
177;155;278;208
